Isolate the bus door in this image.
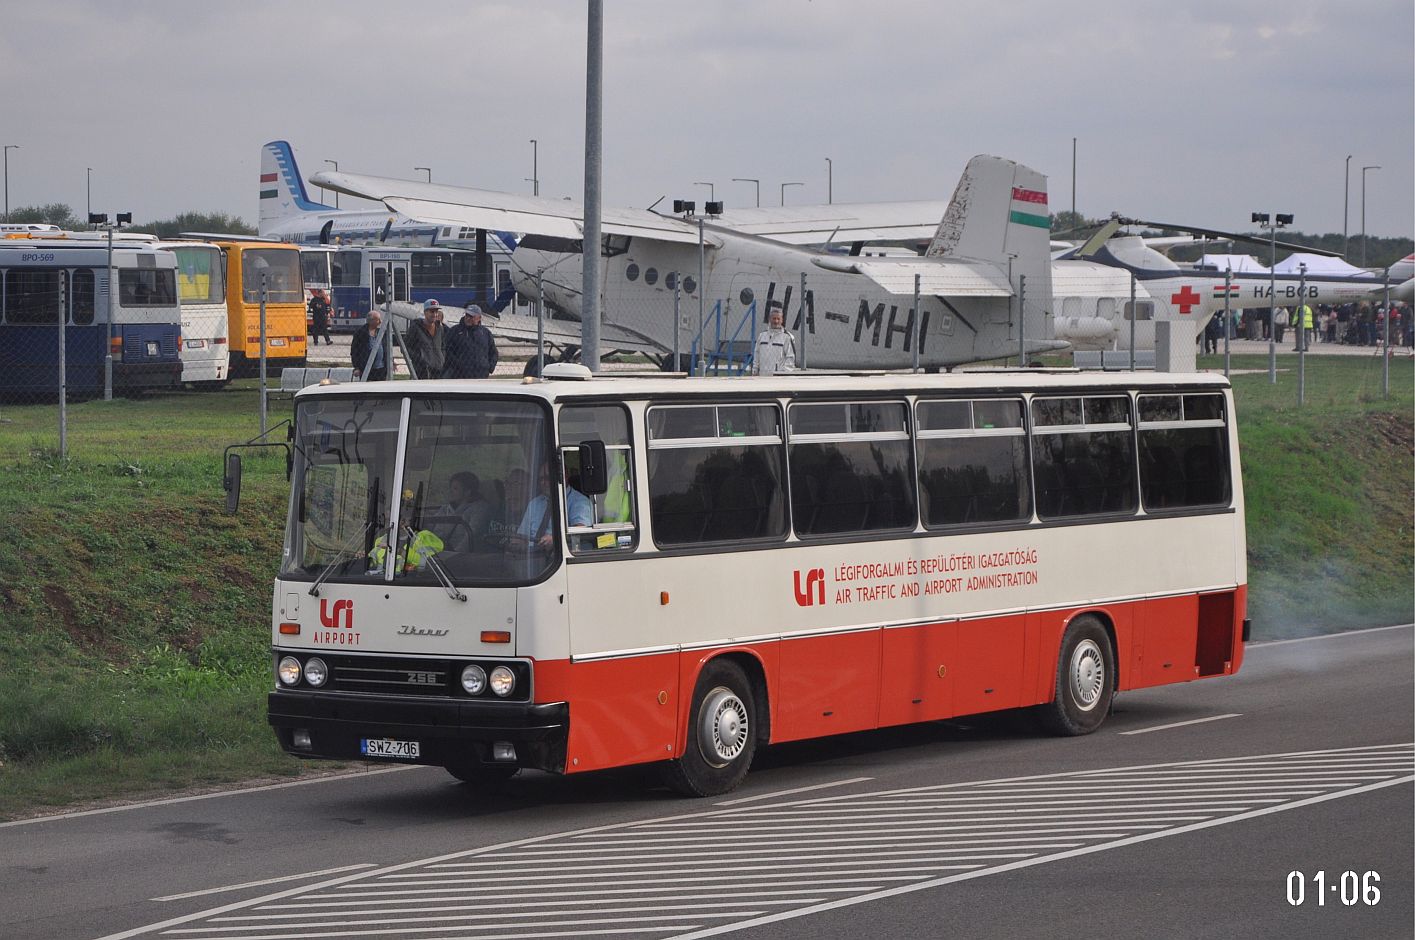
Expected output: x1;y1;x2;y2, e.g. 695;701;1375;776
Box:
370;259;410;308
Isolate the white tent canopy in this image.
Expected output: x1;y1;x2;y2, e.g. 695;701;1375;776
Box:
1271;252;1369;276
1194;253;1268;273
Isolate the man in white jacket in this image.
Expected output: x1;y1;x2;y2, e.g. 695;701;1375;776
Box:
752;303;797;375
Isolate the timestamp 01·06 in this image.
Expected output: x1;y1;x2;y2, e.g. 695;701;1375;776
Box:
1286;870;1381;906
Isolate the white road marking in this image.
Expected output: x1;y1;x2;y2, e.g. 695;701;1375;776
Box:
713;776;874;806
666;775;1414;940
1249;622;1412;647
1119;713;1243;735
152;865;378;901
97;743;1413;940
0;766;417;829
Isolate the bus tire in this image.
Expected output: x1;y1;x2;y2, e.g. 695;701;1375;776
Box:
1038;615;1114;736
661;659;756;797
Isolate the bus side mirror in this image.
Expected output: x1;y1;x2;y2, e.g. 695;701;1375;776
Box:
224;454;243;515
578;440;608;495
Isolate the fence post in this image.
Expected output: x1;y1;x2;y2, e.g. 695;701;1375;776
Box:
799;272;808;371
1296;264;1306;408
1223;267;1232;378
58;271;67;459
536;273;545;378
1382;272;1391;397
672;277;681;372
104;225;114;401
259;274;268;436
1129;273;1137;372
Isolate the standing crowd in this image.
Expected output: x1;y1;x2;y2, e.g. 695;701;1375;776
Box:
352;299;500;381
1203;300;1412;353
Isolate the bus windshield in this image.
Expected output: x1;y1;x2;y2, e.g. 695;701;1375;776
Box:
172;246;225;304
284;396;557;587
242;248;303;303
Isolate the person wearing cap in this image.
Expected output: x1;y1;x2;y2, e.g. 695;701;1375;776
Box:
444;303;499;379
402;298;448;379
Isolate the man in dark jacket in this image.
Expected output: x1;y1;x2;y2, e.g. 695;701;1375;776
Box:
444;304;499;378
308;289;333;345
402;299;448;378
351;310;387;381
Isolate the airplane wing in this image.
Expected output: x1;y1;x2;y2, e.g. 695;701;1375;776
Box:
810;255;1012;296
704;202;948;245
312;171;713;246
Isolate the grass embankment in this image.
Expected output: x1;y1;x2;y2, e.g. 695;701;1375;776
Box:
0;359;1410;819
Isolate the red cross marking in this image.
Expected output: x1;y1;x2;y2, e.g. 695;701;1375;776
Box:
1170;284;1202;314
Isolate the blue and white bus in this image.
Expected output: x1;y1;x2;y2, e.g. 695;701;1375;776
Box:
300;245;514;332
0;238;183;398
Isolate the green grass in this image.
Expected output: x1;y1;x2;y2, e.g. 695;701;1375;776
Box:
0;360;1410;818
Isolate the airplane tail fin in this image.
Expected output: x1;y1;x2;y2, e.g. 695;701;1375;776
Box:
259;140;334;229
926;155;1054;349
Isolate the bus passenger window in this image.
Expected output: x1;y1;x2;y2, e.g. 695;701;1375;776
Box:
646;403;787;547
1137;393;1230;510
917;398;1029;527
788;401;915;537
1031;395;1137;519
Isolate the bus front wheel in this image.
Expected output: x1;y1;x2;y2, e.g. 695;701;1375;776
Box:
662;659;756;797
1038;615;1114;736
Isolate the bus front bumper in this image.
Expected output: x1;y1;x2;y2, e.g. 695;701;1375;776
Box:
268;690;569;773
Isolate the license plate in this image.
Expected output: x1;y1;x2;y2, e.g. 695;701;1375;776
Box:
145;341;160;356
361;738;420;759
185;339;206;349
269;337;288;347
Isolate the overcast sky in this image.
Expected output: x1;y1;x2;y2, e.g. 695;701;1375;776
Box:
2;1;1411;240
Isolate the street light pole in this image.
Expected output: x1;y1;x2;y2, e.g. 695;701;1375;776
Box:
780;182;802;206
1072;137;1077;220
86;167;92;221
1361;165;1380;267
1343;154;1352;258
528;139;538;196
825;157;832;204
3;145;17;222
732;178;759;208
694;181;714;202
415;166;432;183
323;159;339;208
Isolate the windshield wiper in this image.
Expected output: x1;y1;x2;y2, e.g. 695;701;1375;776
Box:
308;521;374;597
403;524;468;603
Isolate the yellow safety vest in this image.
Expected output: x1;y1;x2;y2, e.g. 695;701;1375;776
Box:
370;529;445;571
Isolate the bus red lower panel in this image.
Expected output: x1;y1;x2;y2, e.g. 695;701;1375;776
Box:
878;622;955;727
537;653;680;774
775;630;881;743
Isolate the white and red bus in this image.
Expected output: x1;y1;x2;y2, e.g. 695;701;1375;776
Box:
262;366;1247;795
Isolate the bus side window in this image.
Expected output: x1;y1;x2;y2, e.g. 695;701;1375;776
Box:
558;404;637;554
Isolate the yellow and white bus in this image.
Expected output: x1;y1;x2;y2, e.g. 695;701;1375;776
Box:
215;240;306;376
260;367;1247;795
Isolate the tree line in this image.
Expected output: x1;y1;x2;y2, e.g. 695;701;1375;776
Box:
4;204;256;238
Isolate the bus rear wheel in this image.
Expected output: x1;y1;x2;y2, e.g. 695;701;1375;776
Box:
661;659;756;797
1038;615;1114;736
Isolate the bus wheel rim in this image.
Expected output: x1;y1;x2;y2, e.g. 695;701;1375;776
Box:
1070;638;1105;711
699;687;749;766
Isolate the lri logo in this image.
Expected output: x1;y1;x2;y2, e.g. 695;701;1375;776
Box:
793;568;825;607
319;598;354;630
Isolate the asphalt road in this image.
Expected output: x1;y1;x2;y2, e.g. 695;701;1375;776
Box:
3;625;1410;940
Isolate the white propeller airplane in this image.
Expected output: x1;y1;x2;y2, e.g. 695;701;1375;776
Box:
312;154;1069;370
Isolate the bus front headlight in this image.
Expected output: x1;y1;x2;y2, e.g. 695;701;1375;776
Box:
489;666;516;697
461;664;487;695
303;657;328;687
278;656;302;686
